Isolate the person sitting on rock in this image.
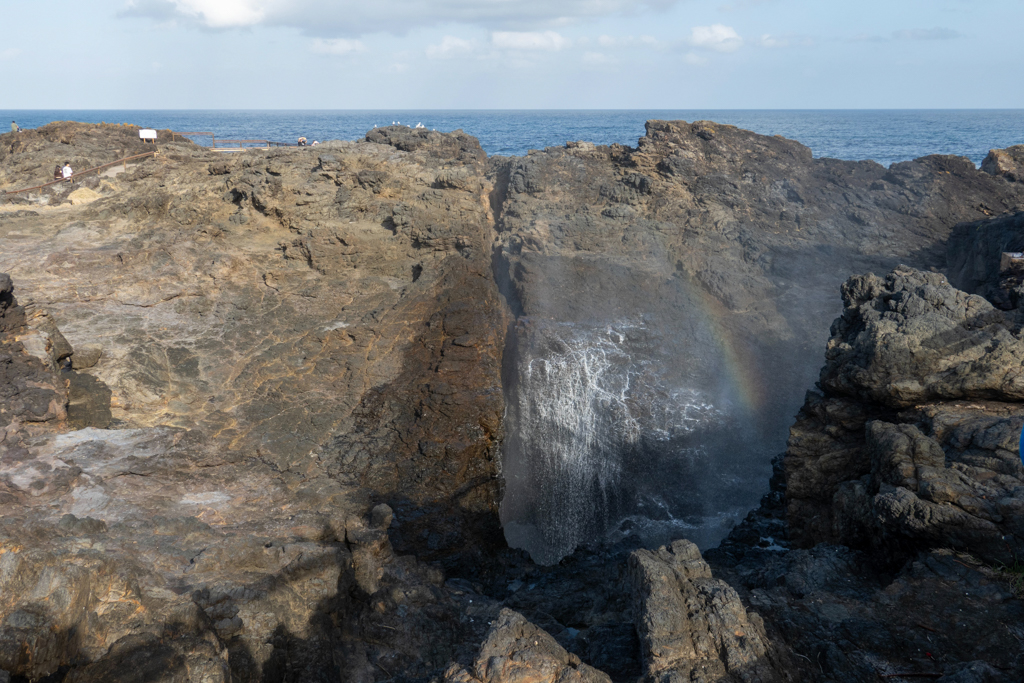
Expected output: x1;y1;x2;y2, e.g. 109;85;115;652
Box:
297;137;307;147
62;162;73;183
10;121;19;133
53;165;62;181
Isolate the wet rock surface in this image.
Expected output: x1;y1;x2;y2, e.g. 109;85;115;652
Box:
493;119;1024;561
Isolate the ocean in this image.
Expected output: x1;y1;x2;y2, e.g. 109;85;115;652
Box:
6;109;1024;169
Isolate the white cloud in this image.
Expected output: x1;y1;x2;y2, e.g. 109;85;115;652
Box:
759;34;786;48
0;48;21;61
122;0;682;36
492;31;569;51
310;38;366;56
139;0;268;28
426;36;476;59
690;24;743;52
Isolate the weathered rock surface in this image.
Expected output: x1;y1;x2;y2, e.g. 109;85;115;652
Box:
5;120;1024;682
1;123;512;681
981;145;1024;184
712;540;1024;681
629;539;789;682
494;120;1024;561
946;211;1024;309
783;266;1024;564
703;259;1024;681
0;272;68;442
1;123;508;572
443;609;611;683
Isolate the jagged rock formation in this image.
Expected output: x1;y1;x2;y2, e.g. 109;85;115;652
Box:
4;120;1024;682
494;119;1024;562
981;145;1024;184
443;609;611;683
784;266;1024;564
629;540;789;682
708;259;1024;680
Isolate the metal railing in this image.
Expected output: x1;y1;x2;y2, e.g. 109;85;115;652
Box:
1;151;159;196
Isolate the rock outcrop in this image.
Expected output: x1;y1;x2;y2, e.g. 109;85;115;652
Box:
0;272;69;445
5;120;1024;682
1;123;509;572
0;124;511;681
981;145;1024;184
494;119;1024;562
784;266;1024;565
443;609;611;683
629;539;789;682
709;261;1024;680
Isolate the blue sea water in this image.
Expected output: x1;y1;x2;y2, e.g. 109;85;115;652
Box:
5;109;1024;168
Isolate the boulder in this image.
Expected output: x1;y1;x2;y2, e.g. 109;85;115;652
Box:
73;343;102;369
981;144;1024;183
628;539;789;683
68;187;101;205
443;609;611;683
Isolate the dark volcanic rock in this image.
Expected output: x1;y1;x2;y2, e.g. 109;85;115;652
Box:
946;211;1024;309
0;274;68;441
713;542;1024;682
494;120;1024;562
785;266;1024;563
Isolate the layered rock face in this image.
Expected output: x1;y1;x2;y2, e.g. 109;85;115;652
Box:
785;266;1024;565
494;120;1024;562
1;123;508;568
0;123;511;681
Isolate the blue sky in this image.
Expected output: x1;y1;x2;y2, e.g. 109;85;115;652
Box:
3;0;1022;109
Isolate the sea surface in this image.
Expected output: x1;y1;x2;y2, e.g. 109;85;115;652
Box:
6;109;1024;168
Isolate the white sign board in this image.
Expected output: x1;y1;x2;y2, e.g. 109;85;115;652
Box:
139;129;157;140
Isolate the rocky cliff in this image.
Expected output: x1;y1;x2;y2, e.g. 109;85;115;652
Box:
3;120;1024;682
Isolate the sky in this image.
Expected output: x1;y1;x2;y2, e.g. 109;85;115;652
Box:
3;0;1023;109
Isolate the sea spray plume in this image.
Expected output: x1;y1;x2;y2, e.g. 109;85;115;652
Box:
500;318;734;564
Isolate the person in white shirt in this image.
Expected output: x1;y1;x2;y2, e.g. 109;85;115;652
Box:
62;162;73;183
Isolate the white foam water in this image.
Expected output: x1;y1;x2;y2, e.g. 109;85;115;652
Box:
500;321;730;564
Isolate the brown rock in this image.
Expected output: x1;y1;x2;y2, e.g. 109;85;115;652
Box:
443;608;611;683
628;539;789;683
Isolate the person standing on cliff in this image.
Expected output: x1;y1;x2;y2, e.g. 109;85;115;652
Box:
10;121;19;133
62;162;73;183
